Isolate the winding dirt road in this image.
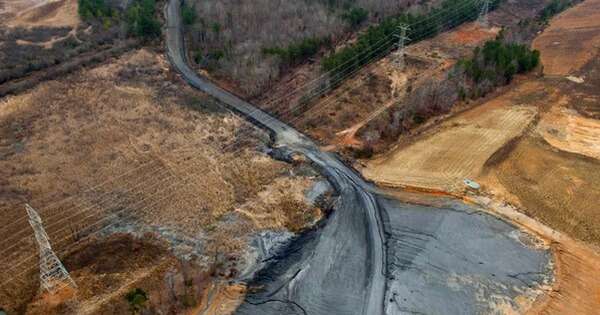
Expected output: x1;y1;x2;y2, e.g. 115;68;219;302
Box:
166;1;387;313
164;1;553;314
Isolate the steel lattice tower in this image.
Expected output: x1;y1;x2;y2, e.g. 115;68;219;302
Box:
394;24;410;70
26;204;76;293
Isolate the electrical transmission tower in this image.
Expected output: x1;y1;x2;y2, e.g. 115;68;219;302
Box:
394;24;410;70
26;204;77;293
479;0;490;28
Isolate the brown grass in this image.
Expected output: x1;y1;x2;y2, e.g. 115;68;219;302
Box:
0;49;318;313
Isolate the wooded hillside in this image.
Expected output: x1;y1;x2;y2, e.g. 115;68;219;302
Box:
183;0;427;96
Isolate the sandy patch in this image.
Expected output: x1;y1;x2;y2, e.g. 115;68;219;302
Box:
538;96;600;159
532;0;600;75
1;0;79;28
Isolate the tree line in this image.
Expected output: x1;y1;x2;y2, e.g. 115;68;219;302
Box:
78;0;161;39
457;36;540;97
540;0;578;22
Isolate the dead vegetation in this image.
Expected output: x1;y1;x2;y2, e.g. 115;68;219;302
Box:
264;0;556;155
0;49;322;313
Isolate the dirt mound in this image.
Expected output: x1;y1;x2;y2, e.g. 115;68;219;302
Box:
538;97;600;160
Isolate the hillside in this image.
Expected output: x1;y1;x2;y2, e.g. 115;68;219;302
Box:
0;49;324;314
183;0;433;96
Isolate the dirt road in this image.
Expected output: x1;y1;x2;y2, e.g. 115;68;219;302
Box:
165;0;553;314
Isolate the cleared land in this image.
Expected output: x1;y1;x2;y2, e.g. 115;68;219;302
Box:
361;0;600;313
480;0;600;248
277;0;549;150
538;96;600;160
0;49;320;314
0;0;79;28
294;21;499;148
362;0;600;247
363;81;540;192
532;0;600;76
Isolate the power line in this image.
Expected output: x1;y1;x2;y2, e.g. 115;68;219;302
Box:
2;0;489;288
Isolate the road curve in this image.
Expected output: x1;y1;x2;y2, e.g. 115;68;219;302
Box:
165;0;387;314
164;1;553;314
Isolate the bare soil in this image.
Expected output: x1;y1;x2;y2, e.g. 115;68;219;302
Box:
362;81;540;192
532;0;600;76
290;21;498;149
359;1;600;313
0;0;79;28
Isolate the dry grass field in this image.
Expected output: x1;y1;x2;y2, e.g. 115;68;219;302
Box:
0;49;319;314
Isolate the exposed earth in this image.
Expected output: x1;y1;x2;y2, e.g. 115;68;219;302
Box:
363;80;540;192
166;1;554;314
359;0;600;314
0;0;79;28
1;0;599;314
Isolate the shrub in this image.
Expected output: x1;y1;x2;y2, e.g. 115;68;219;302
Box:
263;37;329;66
78;0;114;20
125;288;148;314
459;38;540;86
540;0;573;22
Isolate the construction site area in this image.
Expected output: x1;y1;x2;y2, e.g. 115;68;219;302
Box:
1;0;599;314
361;0;600;313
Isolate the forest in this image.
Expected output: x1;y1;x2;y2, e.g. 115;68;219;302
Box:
78;0;161;39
